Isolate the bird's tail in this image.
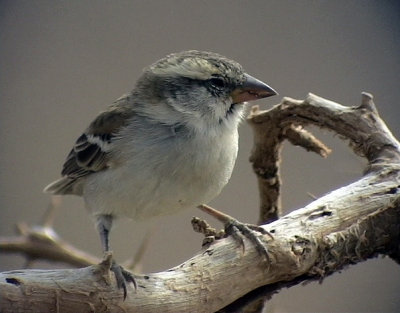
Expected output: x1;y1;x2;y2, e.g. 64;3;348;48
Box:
43;177;79;195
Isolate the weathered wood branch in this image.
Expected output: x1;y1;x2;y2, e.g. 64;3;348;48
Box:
1;93;399;313
247;92;399;224
0;223;100;268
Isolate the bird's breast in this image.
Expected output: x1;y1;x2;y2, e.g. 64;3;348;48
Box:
83;127;239;220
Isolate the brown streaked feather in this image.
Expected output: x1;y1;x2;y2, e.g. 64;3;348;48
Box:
63;102;135;177
44;98;135;195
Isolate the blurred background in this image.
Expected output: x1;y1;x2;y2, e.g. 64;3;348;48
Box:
1;1;399;312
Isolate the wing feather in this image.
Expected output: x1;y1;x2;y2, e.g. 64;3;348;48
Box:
44;98;135;195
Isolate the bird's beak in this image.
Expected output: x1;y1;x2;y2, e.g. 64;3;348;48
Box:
231;73;278;104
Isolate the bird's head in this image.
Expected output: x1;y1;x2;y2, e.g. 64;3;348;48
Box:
135;50;277;132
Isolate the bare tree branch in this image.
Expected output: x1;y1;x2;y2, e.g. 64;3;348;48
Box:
1;93;399;313
0;222;100;268
247;102;332;224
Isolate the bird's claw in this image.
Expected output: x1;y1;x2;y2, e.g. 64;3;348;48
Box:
224;219;272;262
197;204;274;262
110;261;137;300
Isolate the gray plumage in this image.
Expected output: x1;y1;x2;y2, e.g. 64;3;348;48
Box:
44;50;277;295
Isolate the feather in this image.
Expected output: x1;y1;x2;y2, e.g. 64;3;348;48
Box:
44;97;135;195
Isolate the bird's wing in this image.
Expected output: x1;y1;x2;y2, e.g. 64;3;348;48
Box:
44;97;135;195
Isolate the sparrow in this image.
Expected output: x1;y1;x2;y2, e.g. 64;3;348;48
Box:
44;50;277;298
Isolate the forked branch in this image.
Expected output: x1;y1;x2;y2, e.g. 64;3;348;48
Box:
1;93;399;313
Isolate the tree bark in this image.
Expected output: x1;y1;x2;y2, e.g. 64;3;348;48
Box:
1;93;399;313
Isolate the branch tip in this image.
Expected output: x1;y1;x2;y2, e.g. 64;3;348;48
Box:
15;222;29;236
360;92;378;113
42;196;61;227
250;104;260;115
100;252;113;270
361;92;373;101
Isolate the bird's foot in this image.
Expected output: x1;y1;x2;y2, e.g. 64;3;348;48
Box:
111;261;137;300
101;253;137;300
197;204;274;262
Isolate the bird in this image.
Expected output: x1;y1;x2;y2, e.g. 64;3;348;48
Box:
44;50;277;298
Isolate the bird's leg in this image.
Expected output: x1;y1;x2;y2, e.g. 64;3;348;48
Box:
197;204;274;262
97;214;137;299
98;214;113;252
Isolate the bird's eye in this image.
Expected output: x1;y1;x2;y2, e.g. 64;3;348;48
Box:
209;77;226;89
